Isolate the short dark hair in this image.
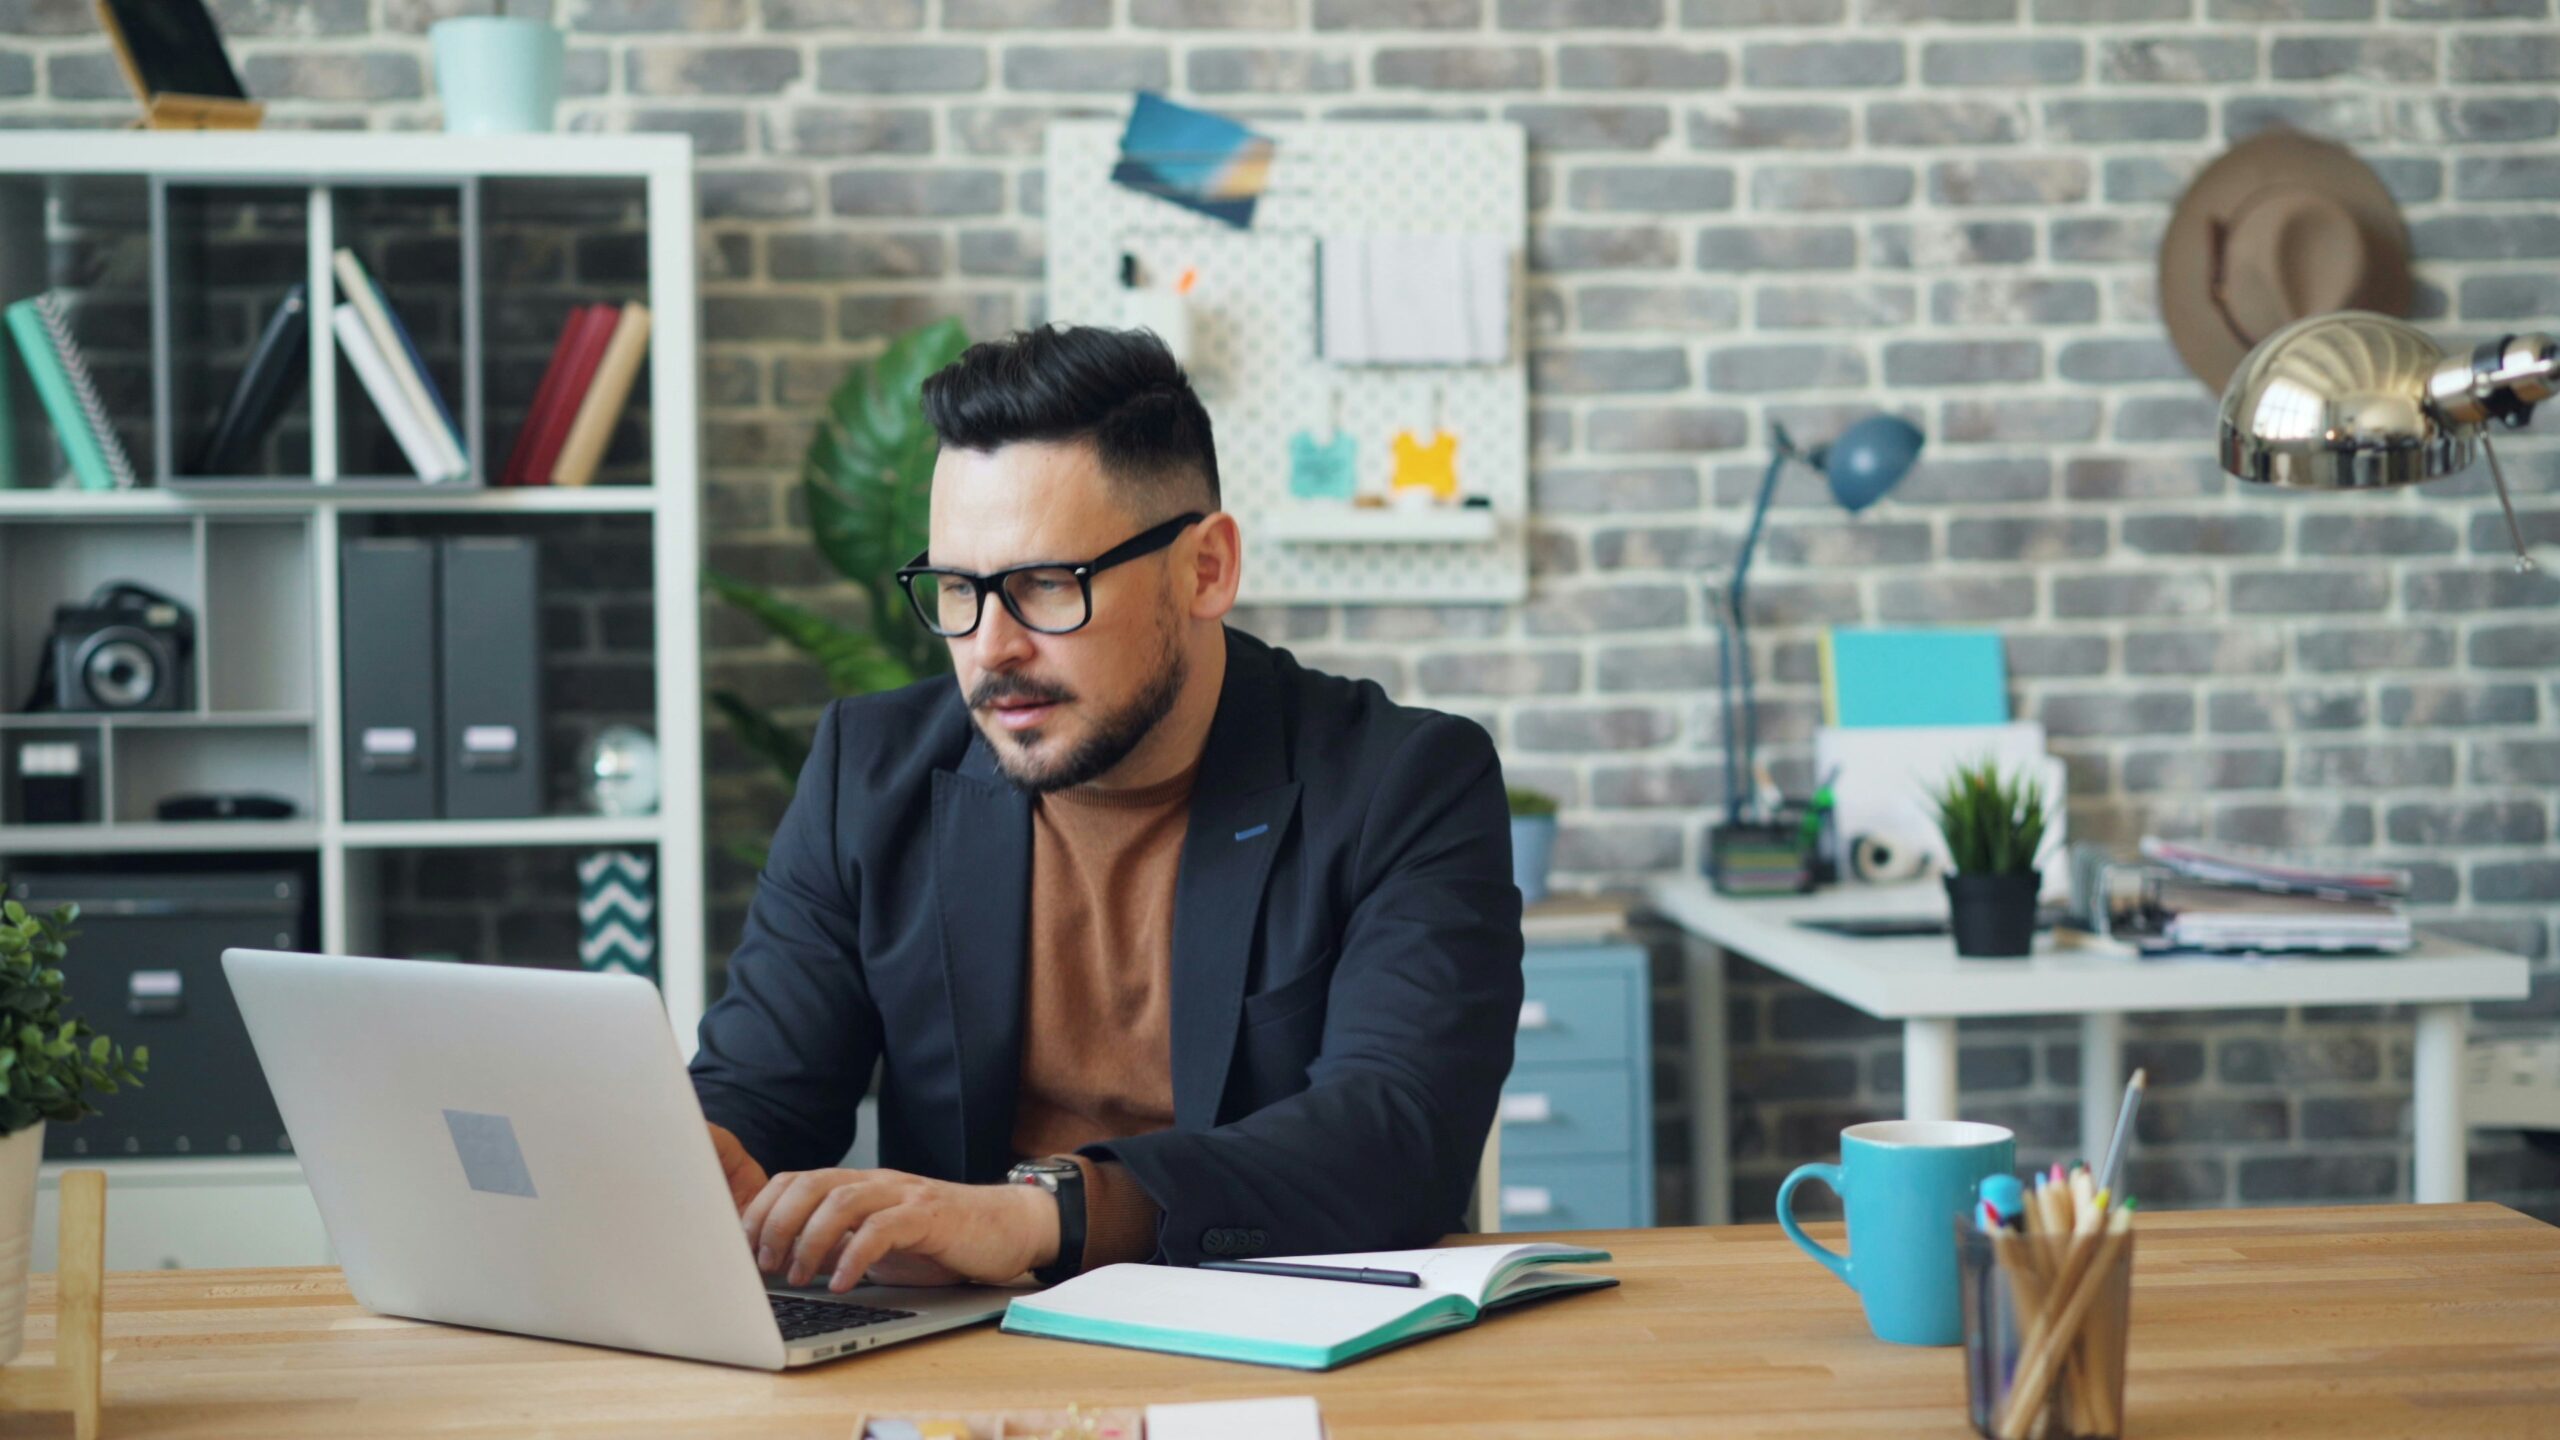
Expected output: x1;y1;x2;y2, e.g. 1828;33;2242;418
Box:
920;325;1220;511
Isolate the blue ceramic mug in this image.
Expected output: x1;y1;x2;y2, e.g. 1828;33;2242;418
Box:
432;18;564;135
1777;1119;2015;1346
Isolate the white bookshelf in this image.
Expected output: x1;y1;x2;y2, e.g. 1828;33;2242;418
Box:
0;134;707;1261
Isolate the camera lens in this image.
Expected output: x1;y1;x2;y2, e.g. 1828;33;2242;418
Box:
77;628;162;709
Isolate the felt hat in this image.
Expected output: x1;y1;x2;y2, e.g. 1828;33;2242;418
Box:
2159;129;2414;392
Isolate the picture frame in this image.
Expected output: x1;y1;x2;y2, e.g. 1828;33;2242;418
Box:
93;0;265;131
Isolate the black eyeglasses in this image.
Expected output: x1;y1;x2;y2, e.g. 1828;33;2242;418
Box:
895;512;1207;638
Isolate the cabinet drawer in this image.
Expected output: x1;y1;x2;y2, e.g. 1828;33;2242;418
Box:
1499;1063;1634;1159
1514;972;1634;1067
1496;1157;1641;1232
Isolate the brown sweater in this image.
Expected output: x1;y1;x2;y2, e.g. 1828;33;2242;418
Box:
1009;763;1193;1270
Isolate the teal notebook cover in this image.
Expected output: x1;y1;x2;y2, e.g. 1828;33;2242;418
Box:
4;298;112;492
1823;628;2009;728
1002;1244;1617;1372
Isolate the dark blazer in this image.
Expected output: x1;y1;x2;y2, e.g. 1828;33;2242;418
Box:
690;629;1524;1265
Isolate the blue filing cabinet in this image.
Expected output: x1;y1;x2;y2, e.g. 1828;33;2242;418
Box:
1501;943;1655;1231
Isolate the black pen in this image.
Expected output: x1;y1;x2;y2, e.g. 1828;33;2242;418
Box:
1198;1260;1422;1288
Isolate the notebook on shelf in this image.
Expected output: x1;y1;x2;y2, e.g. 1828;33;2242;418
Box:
1001;1242;1616;1371
503;303;619;486
6;292;137;491
332;248;467;481
190;283;308;476
549;302;649;487
333;303;462;483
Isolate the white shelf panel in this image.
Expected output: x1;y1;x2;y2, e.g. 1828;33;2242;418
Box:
1263;505;1501;545
0;131;691;180
335;816;668;850
0;488;660;517
0;711;312;731
0;821;320;854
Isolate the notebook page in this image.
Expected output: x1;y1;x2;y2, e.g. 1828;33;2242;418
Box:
1015;1263;1438;1349
1270;1243;1606;1305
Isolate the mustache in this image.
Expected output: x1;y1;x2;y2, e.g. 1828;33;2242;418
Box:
968;674;1076;709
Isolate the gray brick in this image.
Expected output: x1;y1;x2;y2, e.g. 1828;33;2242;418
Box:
1744;41;1905;88
1751;164;1917;211
818;44;989;93
2057;338;2186;384
1948;516;2105;561
1190;48;1356;92
1376;46;1543;89
1534;225;1680;271
2212;0;2371;13
0;53;27;98
1597;642;1723;691
2043;98;2210;143
2103;158;2194;203
1533;465;1702;514
2463;274;2560;320
2053;572;2215;620
1683;0;1845;18
623;44;798;96
957;229;1042;279
1577;284;1742;332
1688;104;1851;150
246;49;424;100
1930;278;2097;326
947;104;1117;155
1316;0;1480;22
1132;0;1297;22
2124;628;2287;676
2006;633;2109;678
2390;801;2548;847
41;52;127;101
2100;36;2257;83
706;295;827;344
2372;156;2445;204
948;0;1107;21
1743;579;1865;626
630;107;752;157
1867;100;2026;148
2302;1098;2405;1143
2052;216;2165;265
769;231;946;281
2297;513;2460;556
2240;1155;2397;1203
1555;824;1685;874
2124;747;2286;792
2033;0;2189;16
1868;219;2036;267
2227;94;2385;145
700;169;817;219
1590;763;1723;808
2233;571;2393;618
2474;860;2560;903
2452;34;2560;81
1500;0;1667;23
1757;283;1918;329
1506;104;1674;152
1931;158;2090;207
1876;575;2037;621
2041;691;2196;738
2396;0;2546;13
2470;509;2560;554
1765;520;1935;566
1416;650;1583;697
2121;513;2284;556
2404;566;2560;612
2275;35;2437;81
2473;739;2560;787
2298;742;2457;788
1342;606;1506;642
2297;626;2455;672
2209;687;2368;734
1895;457;2052;503
2212;802;2376;849
1565;46;1730;90
2471;623;2560;669
829;169;1007;218
1922;39;2082;86
766;105;932;157
573;0;748;28
2139;1097;2291;1144
1569;165;1737;213
1515;705;1680;751
1705;343;1868;393
1532;346;1692;393
1005;46;1171;92
1696;225;1858;272
2395;97;2560;147
2409;215;2560;262
1586;406;1750;453
1882;339;2040;385
2382;682;2539;727
1937;396;2099;445
764;0;928;27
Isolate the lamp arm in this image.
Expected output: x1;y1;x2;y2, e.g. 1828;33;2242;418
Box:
1719;439;1796;822
2426;332;2560;429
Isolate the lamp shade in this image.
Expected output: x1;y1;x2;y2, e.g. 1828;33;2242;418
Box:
1811;414;1924;513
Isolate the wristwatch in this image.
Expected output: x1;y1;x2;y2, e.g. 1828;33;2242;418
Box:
1006;1158;1087;1287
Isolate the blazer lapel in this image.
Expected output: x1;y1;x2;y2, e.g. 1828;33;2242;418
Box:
932;736;1031;1182
1170;634;1300;1131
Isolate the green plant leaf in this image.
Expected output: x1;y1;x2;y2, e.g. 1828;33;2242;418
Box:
709;690;812;789
702;569;914;697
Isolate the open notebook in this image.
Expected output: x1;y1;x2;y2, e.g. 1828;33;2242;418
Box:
1001;1243;1616;1371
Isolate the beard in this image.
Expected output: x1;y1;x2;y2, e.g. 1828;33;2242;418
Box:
970;617;1188;795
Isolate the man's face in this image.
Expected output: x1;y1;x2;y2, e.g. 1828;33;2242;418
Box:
926;440;1189;792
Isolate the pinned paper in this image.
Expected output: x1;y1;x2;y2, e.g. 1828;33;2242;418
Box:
1111;92;1274;229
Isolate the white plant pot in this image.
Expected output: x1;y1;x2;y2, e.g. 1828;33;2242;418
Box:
0;1122;42;1365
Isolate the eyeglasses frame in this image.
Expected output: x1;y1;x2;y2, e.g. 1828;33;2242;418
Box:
894;511;1209;639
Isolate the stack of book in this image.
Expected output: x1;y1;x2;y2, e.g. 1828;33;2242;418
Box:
2129;838;2412;954
5;291;140;491
331;248;468;483
500;301;651;487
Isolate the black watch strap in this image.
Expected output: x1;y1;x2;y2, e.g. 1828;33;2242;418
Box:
1028;1162;1086;1287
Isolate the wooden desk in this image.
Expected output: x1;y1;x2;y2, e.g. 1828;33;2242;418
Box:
15;1205;2557;1438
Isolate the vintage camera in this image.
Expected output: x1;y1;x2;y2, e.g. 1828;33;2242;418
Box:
38;582;195;713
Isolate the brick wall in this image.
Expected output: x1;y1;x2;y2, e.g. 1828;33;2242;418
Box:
3;0;2554;1222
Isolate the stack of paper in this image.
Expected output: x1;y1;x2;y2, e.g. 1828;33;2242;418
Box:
2135;839;2412;954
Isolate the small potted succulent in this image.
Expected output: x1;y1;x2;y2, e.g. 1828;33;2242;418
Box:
1928;760;2050;959
1508;786;1561;906
0;902;145;1363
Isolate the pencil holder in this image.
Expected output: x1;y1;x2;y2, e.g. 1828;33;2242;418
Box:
1959;1223;2135;1440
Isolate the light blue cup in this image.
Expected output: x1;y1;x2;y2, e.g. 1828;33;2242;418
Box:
432;18;564;136
1777;1119;2015;1346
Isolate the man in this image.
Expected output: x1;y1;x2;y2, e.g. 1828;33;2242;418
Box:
690;325;1522;1296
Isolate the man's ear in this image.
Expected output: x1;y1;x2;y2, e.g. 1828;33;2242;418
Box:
1187;512;1243;621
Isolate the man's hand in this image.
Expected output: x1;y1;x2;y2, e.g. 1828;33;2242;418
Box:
742;1167;1061;1291
708;1123;769;1210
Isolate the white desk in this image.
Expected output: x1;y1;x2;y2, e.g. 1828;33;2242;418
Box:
1646;878;2533;1209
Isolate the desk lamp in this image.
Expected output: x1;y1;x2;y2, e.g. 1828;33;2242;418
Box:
2219;312;2544;569
1717;413;1924;825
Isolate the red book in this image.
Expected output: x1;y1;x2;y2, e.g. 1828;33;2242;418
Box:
504;305;616;487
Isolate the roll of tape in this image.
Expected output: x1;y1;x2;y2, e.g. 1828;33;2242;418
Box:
1851;833;1933;884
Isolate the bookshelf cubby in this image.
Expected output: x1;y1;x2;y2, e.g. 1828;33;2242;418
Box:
0;134;705;1271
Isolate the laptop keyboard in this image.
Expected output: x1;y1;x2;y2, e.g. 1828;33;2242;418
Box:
769;1293;919;1342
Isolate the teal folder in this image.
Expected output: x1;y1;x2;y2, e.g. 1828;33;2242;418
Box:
5;297;113;491
1821;628;2010;728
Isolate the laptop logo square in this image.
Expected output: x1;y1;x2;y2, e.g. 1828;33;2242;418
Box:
444;1109;538;1198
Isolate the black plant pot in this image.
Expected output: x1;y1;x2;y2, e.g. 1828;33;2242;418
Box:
1945;872;2040;958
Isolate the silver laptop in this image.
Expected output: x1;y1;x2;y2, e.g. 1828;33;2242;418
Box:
222;948;1014;1370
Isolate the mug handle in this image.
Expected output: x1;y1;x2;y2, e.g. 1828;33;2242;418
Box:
1776;1162;1852;1289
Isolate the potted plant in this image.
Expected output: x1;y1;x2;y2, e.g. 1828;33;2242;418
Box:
0;902;144;1363
1508;787;1561;906
1928;759;2049;959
